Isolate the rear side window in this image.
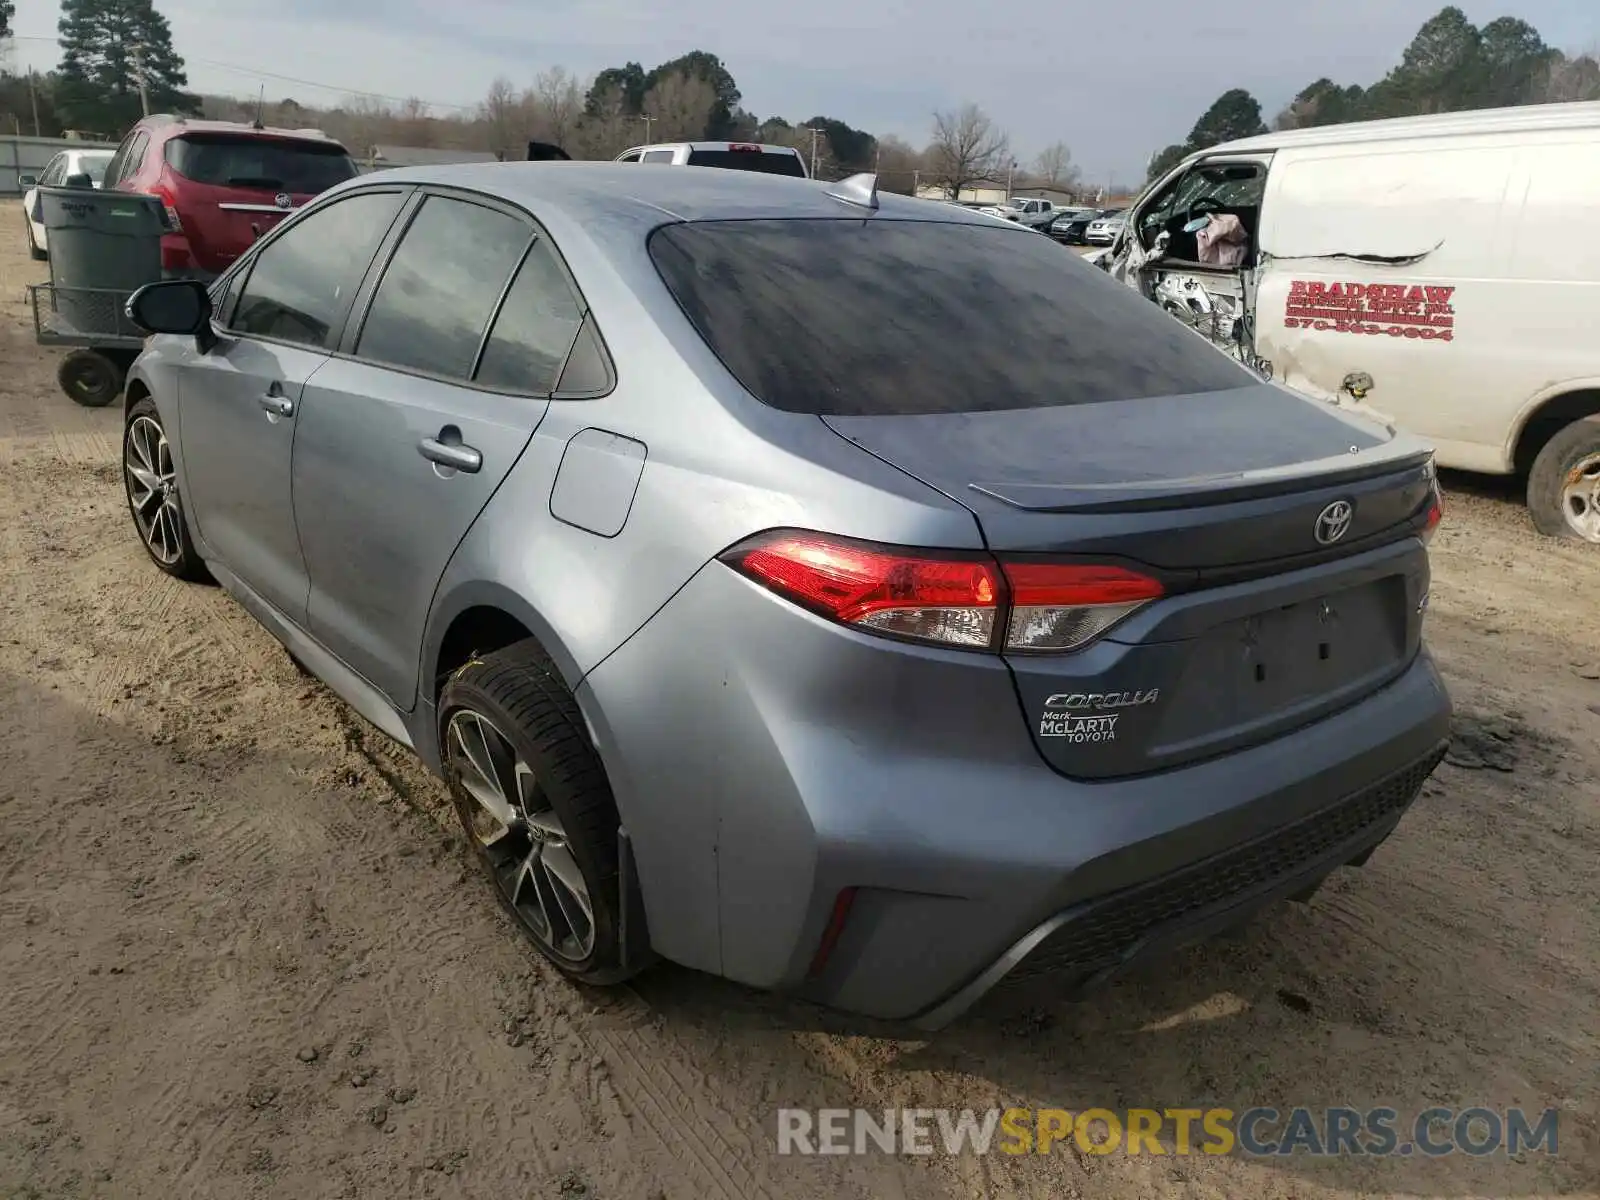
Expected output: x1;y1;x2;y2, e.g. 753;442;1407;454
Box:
649;219;1254;416
475;238;586;392
165;134;358;193
641;150;676;163
355;195;531;380
685;149;806;177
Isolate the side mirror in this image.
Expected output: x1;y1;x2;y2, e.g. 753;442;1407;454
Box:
18;173;38;189
63;172;95;189
126;280;215;348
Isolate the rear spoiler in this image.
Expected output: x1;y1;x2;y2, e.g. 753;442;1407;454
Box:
526;141;571;161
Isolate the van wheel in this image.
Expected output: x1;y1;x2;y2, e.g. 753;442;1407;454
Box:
438;639;636;985
1527;416;1600;543
59;350;123;408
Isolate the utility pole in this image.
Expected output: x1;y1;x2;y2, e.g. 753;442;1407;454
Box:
805;126;821;179
1006;157;1017;199
639;113;656;143
131;44;150;116
28;68;41;137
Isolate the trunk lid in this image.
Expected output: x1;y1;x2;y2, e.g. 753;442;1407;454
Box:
822;385;1436;780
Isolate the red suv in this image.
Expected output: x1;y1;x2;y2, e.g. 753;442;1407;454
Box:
105;115;360;280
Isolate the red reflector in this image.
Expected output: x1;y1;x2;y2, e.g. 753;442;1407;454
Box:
727;143;762;152
1000;562;1165;607
1421;498;1443;545
807;887;857;978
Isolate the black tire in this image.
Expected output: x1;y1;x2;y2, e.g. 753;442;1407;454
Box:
58;349;124;408
123;395;212;582
1526;414;1600;543
439;639;635;985
26;216;46;261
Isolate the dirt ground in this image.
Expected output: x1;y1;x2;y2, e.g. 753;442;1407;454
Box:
1;233;1596;1200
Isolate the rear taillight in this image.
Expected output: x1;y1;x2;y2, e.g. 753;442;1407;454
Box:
722;531;1001;649
1000;561;1164;653
149;185;182;232
719;530;1164;654
1421;499;1443;545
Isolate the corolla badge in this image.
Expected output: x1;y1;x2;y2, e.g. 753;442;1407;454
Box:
1314;500;1354;545
274;192;293;209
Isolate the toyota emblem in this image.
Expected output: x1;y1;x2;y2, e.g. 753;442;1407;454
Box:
274;193;293;209
1314;500;1354;545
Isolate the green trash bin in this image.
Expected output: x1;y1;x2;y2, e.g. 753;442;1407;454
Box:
37;184;166;335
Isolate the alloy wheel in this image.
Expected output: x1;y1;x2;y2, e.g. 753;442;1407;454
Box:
445;708;596;962
1561;452;1600;543
124;414;184;565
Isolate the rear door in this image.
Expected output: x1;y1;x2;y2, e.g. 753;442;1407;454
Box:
163;133;360;272
291;189;585;709
178;188;410;620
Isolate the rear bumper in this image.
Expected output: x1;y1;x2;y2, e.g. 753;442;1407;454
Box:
912;743;1444;1028
578;562;1453;1024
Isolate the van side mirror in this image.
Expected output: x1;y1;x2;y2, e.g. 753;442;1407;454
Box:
18;173;38;189
127;280;215;349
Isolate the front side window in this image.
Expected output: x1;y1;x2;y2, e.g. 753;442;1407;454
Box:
231;190;406;349
474;237;586;392
39;155;64;186
650;219;1254;417
355;195;531;380
641;150;675;164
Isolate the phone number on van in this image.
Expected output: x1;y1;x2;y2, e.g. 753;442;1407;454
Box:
1282;280;1456;343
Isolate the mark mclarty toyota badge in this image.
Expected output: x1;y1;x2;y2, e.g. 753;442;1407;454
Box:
1038;689;1159;741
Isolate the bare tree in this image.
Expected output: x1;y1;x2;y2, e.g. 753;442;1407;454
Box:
1537;45;1600;102
642;70;716;142
927;104;1009;201
396;96;435;147
1033;141;1079;190
531;67;584;150
770;124;836;179
873;134;925;194
478;76;522;159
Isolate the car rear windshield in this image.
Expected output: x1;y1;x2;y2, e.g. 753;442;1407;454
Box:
164;134;358;193
82;158;110;184
648;219;1255;416
685;149;807;177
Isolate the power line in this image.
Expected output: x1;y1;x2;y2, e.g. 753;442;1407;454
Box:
4;32;478;112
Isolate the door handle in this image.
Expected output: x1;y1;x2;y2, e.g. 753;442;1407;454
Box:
257;392;294;418
419;436;482;474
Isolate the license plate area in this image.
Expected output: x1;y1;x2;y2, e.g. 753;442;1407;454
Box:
1152;578;1407;745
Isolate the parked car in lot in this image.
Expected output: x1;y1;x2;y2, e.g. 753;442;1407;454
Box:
103;114;360;280
1102;100;1600;542
1084;209;1126;244
19;148;115;260
1048;206;1100;244
1001;197;1057;230
118;162;1450;1027
614;141;808;177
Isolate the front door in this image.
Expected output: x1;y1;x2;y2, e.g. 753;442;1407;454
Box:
292;192;585;708
177;187;410;620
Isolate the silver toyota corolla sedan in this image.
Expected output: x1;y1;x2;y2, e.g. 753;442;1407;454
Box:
119;162;1451;1027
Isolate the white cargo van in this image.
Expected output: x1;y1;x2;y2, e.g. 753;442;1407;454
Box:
1102;101;1600;542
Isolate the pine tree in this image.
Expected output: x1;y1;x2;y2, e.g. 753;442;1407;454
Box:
54;0;198;137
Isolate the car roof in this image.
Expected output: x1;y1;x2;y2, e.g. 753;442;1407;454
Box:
1210;98;1600;156
353;160;1007;232
138;114;346;144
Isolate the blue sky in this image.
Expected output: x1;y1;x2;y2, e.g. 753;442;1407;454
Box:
8;0;1595;183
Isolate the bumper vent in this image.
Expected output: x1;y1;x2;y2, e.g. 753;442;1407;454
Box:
1007;748;1446;983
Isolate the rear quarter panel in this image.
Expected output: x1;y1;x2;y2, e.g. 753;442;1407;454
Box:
1252;133;1569;472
